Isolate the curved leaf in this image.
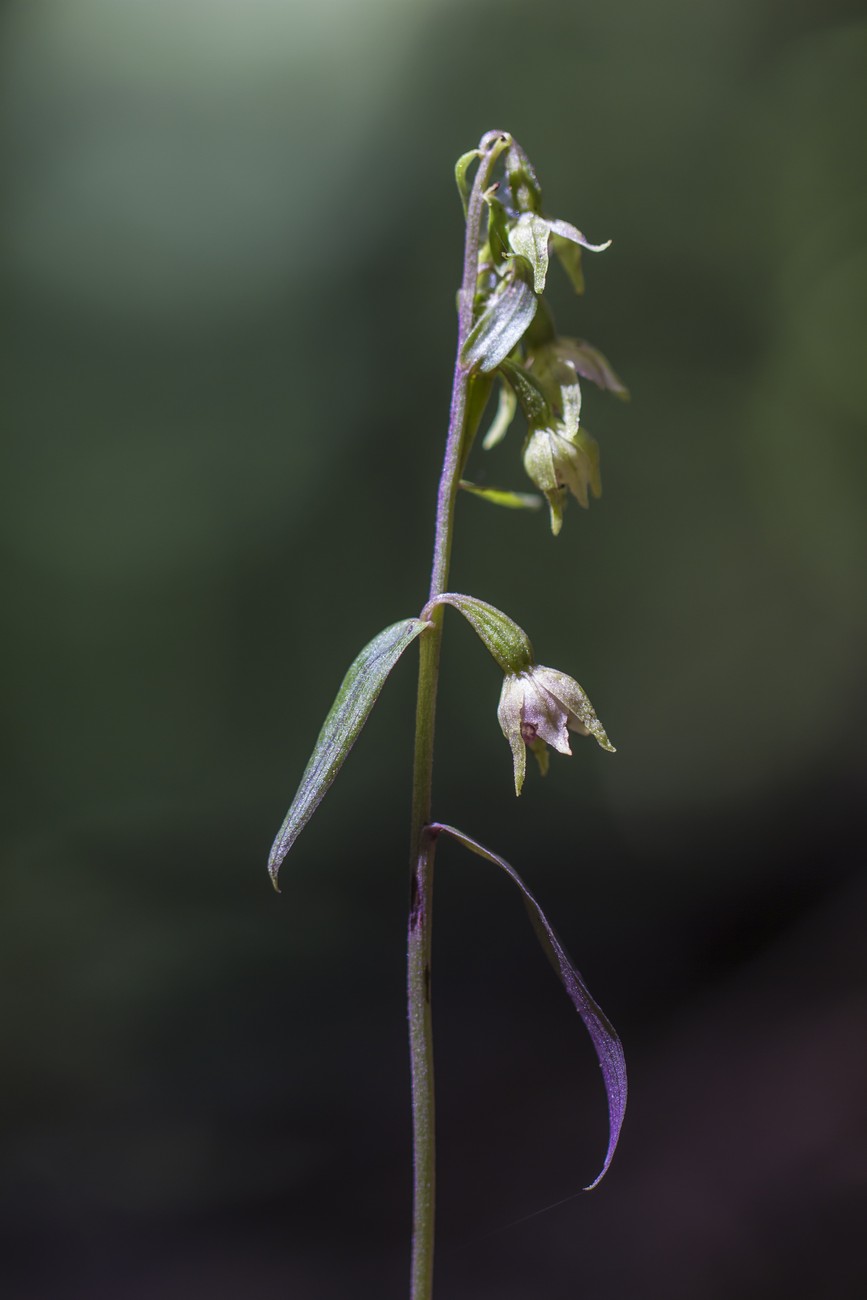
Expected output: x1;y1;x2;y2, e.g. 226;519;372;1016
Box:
455;148;481;217
429;593;534;675
462;268;538;374
268;618;427;888
430;822;627;1189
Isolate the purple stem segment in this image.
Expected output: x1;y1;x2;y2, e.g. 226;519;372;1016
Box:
406;131;511;1300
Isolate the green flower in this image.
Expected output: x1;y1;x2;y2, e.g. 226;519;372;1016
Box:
497;665;614;795
522;424;601;535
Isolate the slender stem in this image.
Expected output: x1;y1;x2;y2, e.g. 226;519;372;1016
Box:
407;130;510;1300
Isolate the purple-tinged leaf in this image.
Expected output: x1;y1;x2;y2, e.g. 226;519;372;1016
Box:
430;822;627;1189
268;618;427;888
462;268;538;374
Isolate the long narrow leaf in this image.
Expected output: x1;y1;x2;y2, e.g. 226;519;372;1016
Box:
459;480;542;511
431;822;627;1189
268;618;427;888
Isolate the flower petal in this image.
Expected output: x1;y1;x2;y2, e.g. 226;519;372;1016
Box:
547;217;612;254
507;212;552;294
532;666;615;753
554;338;629;399
523;428;565;535
554;433;592;509
522;679;572;755
498;675;528;796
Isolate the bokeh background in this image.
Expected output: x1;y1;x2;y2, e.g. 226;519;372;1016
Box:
2;1;866;1296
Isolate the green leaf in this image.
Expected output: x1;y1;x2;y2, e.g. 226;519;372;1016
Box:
499;358;551;426
430;823;627;1190
481;377;518;450
462;267;538;374
508;213;551;294
454;148;481;217
428;593;534;674
268;618;427;887
459;480;543;510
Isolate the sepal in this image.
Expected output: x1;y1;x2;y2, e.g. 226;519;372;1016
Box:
551;338;629;399
547;217;612;254
551;231;585;294
507;212;552;294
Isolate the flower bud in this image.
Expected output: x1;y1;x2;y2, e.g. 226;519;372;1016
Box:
523;425;601;535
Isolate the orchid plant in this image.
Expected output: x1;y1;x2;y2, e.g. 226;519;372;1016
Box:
267;130;628;1300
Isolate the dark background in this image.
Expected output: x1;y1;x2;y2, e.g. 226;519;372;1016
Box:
2;1;865;1297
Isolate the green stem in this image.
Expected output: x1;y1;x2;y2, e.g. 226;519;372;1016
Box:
407;130;510;1300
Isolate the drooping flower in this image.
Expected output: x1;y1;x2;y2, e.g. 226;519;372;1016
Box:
522;423;601;535
425;594;615;797
498;665;614;795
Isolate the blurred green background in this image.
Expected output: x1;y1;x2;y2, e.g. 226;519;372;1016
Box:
2;1;865;1297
